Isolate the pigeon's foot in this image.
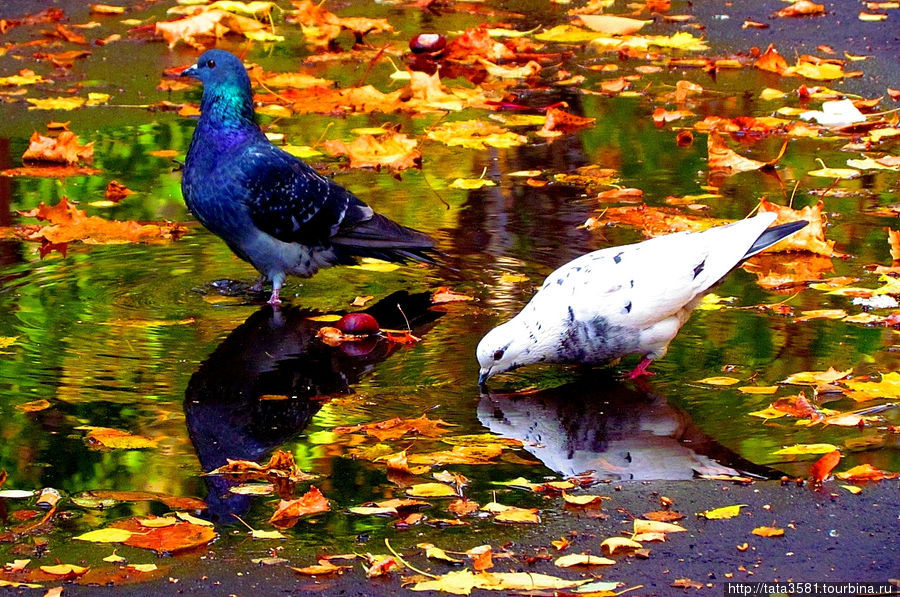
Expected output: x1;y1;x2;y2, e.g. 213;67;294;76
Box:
267;288;282;306
625;358;655;380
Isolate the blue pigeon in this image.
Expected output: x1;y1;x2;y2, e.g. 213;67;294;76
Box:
476;213;807;386
180;50;434;305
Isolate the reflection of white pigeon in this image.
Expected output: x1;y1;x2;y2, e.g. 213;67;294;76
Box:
477;388;743;480
477;213;806;384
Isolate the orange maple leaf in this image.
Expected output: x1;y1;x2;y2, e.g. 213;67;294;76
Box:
323;131;421;172
757;198;841;256
270;486;330;528
22;131;93;165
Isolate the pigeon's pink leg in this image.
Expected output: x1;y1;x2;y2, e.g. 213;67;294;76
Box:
267;287;281;306
625;357;655;380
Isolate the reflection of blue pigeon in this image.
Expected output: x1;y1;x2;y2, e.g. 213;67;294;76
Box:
184;291;442;522
477;213;806;384
180;50;434;305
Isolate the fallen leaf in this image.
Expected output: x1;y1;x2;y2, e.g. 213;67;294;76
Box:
699;504;747;519
419;543;464;564
696;376;740;385
74;528;134;543
409;569;588;594
269;486;330;527
82;427;158;450
554;553;615;567
751;526;785;537
835;464;898;481
406;482;457;498
22;131;93;164
810;450;842;482
773;443;839;456
291;560;351;575
40;564;88;576
774;0;826;17
707;130;786;174
323;131;420;172
600;536;642;554
782;367;852;385
105;180;135;202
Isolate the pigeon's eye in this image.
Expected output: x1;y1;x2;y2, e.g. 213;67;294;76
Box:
205;59;216;68
492;349;505;361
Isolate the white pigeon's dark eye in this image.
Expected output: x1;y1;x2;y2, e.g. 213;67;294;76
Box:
206;59;216;68
493;349;505;361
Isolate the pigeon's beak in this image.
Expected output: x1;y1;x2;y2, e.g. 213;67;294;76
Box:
181;63;199;78
478;367;492;391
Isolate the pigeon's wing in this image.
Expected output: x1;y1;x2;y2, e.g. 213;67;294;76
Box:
538;213;778;329
237;143;368;247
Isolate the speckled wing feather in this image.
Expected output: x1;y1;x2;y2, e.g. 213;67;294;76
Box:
238;143;358;246
239;143;433;256
536;214;779;331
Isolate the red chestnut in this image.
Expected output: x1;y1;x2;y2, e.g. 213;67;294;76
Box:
336;312;380;335
409;33;446;54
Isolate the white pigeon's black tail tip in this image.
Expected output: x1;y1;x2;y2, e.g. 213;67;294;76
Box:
743;220;808;259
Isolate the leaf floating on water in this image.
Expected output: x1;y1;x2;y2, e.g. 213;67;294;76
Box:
406;482;457;498
782;367;852;385
270;486;330;527
81;426;159;450
74;528;135;543
835;464;899;481
773;443;839;456
15;399;51;413
40;564;89;576
696;376;741;386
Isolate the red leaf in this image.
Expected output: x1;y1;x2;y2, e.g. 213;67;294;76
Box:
810;450;842;482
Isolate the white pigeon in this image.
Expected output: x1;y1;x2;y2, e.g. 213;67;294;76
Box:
476;212;806;385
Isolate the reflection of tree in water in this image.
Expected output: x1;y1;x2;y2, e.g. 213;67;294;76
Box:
0;138;24;278
478;375;774;481
183;291;442;522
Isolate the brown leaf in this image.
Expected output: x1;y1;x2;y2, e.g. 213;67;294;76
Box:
755;43;790;75
772;392;823;421
444;26;516;62
333;414;454;441
114;519;217;554
757;198;840;256
323;131;420;172
22;131;93;164
432;287;474;304
270;486;330;528
774;0;826;17
105;180;135;202
810;450;842;482
707;130;786;174
537;106;596;137
886;228;900;261
467;545;494;571
16;198;186;246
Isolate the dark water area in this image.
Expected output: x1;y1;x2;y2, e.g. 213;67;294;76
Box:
0;0;897;587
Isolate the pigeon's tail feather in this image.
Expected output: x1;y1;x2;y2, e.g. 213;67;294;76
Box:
743;220;808;259
331;212;437;265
